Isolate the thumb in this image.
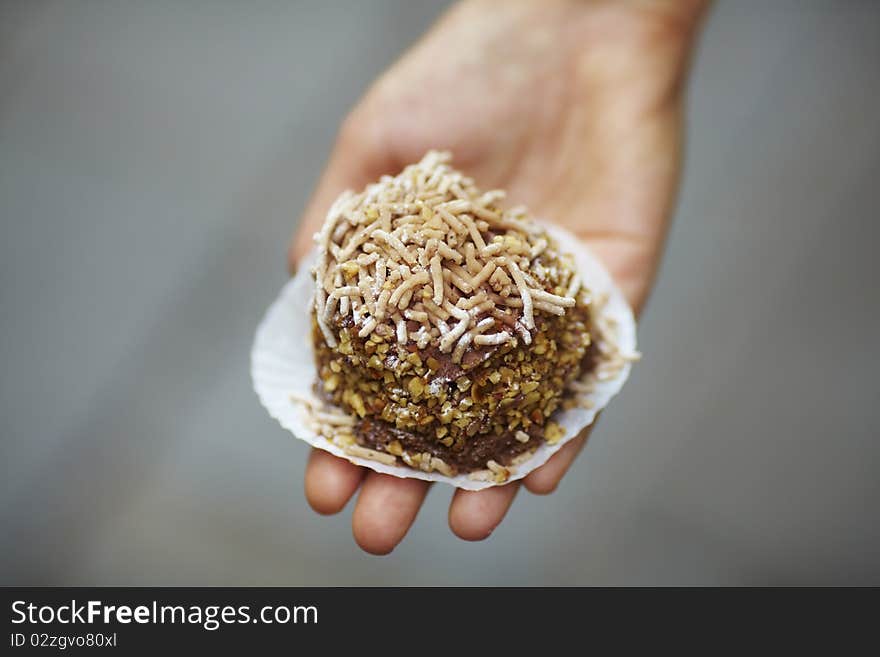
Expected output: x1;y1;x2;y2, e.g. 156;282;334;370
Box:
288;119;394;273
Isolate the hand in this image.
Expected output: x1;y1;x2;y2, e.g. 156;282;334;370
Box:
289;0;708;554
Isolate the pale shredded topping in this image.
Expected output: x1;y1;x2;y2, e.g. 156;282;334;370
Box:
313;151;580;361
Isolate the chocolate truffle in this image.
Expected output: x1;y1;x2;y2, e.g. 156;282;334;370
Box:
310;151;594;480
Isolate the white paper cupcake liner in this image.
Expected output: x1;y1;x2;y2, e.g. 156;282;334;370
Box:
251;223;638;491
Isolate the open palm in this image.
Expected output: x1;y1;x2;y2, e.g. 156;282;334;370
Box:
290;0;707;553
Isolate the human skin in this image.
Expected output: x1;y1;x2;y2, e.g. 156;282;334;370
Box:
288;0;710;554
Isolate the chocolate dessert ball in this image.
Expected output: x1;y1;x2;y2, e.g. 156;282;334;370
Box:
311;151;593;479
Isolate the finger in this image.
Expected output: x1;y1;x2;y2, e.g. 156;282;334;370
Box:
523;429;590;495
287;115;395;272
352;472;430;555
304;449;366;515
583;237;655;316
448;482;520;541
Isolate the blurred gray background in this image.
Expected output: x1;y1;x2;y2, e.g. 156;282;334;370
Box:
1;0;878;586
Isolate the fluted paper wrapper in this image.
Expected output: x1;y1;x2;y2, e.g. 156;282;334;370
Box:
252;224;637;490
